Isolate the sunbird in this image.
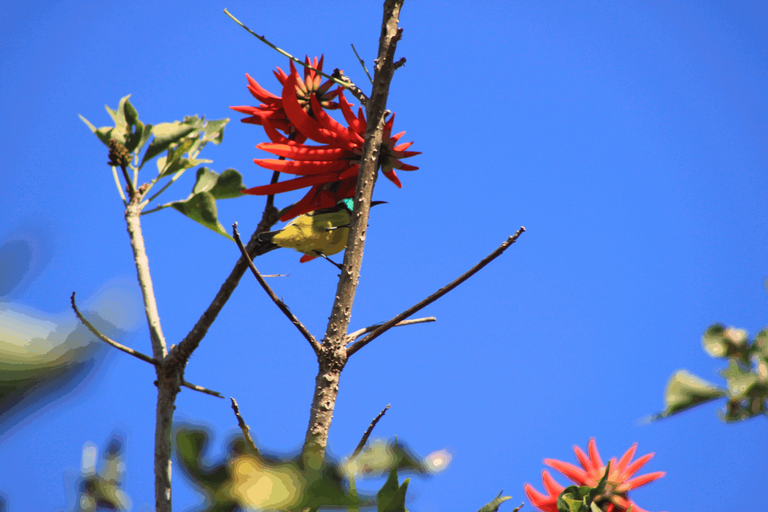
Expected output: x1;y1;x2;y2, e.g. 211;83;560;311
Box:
255;198;386;268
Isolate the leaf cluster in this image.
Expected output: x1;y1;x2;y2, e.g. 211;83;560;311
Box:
655;321;768;422
80;95;244;238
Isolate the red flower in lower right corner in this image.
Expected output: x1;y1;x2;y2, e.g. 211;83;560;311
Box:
524;438;666;512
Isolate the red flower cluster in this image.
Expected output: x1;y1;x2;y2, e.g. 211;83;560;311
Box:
524;439;666;512
231;58;420;221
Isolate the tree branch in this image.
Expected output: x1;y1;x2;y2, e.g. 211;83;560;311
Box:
301;0;406;471
182;380;224;399
231;397;260;457
232;223;321;354
346;317;436;342
71;291;158;366
125;191;167;360
347;228;526;357
350;404;391;460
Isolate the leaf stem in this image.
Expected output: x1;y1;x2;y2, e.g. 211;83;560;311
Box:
112;166;128;205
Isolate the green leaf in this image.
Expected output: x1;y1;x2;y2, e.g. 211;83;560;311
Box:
478;491;512;512
721;360;759;399
170;191;232;241
201;118;229;144
753;329;768;359
140;119;200;168
653;370;726;419
105;95;130;130
79;114;114;147
377;467;409;512
702;324;729;358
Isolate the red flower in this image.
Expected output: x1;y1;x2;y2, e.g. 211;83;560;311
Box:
230;56;341;144
240;62;420;221
524;439;666;512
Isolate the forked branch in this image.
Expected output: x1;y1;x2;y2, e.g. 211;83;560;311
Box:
346;227;526;357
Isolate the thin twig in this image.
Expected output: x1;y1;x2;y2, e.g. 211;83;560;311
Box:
347;317;436;342
71;292;158;366
350;44;374;84
231;397;260;457
182;380;224;399
232;223;321;354
347;228;526;357
111;166;128;205
350;404;391;460
332;69;369;105
223;9;359;93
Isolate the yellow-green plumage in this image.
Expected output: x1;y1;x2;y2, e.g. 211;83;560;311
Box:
271;206;351;258
255;199;385;264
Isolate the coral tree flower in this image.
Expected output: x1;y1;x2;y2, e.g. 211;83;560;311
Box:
524;439;666;512
230;56;340;144
235;60;420;221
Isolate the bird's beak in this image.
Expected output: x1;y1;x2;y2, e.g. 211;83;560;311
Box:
370;200;388;207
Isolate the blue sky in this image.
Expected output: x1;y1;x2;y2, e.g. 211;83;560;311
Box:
1;1;767;511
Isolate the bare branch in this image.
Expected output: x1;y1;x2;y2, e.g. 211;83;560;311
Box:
347;317;436;342
125;194;167;360
350;404;391;460
231;397;260;457
71;292;158;366
232;223;321;354
182;380;224;399
347;228;526;357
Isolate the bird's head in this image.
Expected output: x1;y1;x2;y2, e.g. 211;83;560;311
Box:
339;198;388;211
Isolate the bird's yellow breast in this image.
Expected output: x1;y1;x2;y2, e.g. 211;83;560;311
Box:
271;209;350;257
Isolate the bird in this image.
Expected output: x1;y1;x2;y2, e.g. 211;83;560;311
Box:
255;198;386;268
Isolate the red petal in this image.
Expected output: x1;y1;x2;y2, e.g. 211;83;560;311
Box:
545;459;589;485
390;160;419;171
382;168;402;188
299;254;317;263
392;141;414;151
339;164;361;180
523;484;558;512
623;453;654;479
283;64;332;144
587;439;604;473
540;470;564;495
574;445;593;473
243;173;341;195
257;142;349;161
338;93;360;129
261;118;293;144
246;73;280;103
619;471;666;492
255;158;351;175
310;94;363;149
615;444;638;476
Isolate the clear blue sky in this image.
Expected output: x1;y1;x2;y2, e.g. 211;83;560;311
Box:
1;1;767;511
